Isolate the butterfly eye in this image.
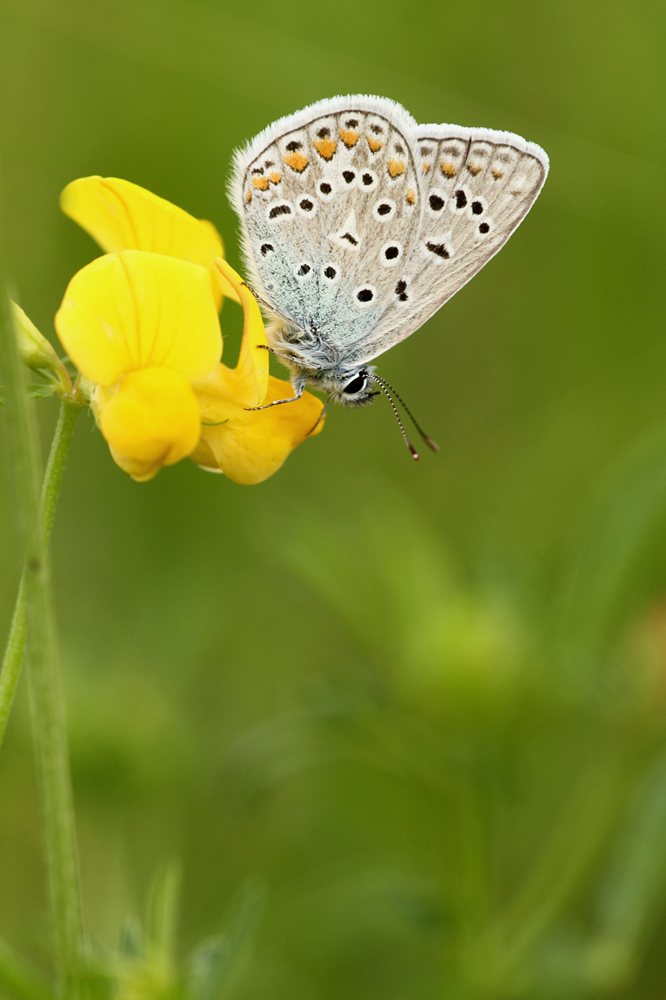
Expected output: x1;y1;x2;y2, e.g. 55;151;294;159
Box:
343;373;368;394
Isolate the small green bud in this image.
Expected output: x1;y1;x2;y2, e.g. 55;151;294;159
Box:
11;301;61;372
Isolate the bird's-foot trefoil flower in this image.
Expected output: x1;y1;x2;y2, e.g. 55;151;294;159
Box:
55;176;325;483
56;250;222;481
192;259;325;485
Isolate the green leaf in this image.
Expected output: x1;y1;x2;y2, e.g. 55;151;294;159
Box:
186;878;265;1000
145;860;181;976
118;917;145;960
0;937;54;1000
28;383;57;400
556;423;666;666
584;751;666;990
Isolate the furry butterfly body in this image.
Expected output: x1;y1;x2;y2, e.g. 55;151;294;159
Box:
230;95;548;409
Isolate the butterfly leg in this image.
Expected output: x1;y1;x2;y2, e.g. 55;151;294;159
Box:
244;376;306;411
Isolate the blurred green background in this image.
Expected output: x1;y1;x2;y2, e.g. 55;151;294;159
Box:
3;0;666;997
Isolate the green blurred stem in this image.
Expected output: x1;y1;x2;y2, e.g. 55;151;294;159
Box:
0;282;83;998
0;401;80;749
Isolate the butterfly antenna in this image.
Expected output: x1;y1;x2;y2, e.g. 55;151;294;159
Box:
367;374;419;460
369;374;439;452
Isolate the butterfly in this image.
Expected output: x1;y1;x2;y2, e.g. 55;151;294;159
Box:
229;95;548;455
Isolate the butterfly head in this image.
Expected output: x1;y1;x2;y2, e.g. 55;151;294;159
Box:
326;368;379;408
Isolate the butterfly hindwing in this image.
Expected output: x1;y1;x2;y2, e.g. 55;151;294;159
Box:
347;124;548;364
231;97;423;348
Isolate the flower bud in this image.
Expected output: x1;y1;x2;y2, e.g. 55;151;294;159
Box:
12;301;62;372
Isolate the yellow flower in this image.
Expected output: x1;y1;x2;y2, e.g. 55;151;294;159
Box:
57;176;325;483
56;250;222;481
60;175;239;308
191;259;324;485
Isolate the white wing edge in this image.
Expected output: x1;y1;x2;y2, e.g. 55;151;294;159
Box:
227;94;418;218
411;121;549;176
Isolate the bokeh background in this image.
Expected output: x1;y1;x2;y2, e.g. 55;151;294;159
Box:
2;1;666;997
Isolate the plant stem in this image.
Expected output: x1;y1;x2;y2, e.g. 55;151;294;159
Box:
0;401;80;749
0;280;84;995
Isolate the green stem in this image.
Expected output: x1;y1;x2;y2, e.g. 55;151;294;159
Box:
0;281;83;995
0;401;80;749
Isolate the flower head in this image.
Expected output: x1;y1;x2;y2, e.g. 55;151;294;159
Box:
191;259;324;485
56;250;222;481
57;176;325;483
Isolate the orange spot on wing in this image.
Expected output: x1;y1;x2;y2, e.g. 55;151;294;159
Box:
492;168;504;179
314;138;337;159
366;135;383;152
421;162;431;174
387;159;405;178
284;151;309;172
406;188;416;205
252;176;270;191
268;171;281;184
440;160;457;177
245;189;252;203
468;163;483;175
340;128;359;148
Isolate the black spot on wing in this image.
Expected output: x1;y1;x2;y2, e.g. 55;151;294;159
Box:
269;204;292;219
426;241;450;259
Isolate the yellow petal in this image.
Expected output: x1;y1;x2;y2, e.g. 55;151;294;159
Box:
191;367;324;485
60;176;239;307
98;368;201;481
55;250;221;386
213;257;269;407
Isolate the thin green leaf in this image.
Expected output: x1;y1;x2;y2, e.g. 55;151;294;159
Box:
556;424;666;664
584;751;666;990
186;878;265;1000
145;860;181;976
118;917;145;960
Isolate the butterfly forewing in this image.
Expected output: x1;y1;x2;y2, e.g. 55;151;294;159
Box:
235;101;422;347
348;125;548;364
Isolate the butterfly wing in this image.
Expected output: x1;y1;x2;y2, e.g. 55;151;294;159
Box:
229;96;424;349
345;124;549;365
